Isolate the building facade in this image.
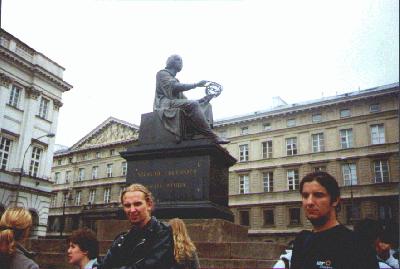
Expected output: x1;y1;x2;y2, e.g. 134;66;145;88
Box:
214;83;399;244
0;29;72;237
47;117;138;237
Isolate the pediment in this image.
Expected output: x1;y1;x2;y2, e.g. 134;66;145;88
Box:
71;117;139;150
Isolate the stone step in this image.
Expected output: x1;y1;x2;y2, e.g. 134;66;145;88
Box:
199;258;277;269
196;242;284;260
33;253;278;269
28;239;284;261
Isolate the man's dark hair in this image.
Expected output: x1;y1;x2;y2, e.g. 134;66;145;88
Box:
68;228;99;259
300;171;340;205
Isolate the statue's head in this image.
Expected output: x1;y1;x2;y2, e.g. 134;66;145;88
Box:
166;54;183;72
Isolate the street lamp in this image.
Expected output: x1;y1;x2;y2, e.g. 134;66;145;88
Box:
60;191;73;237
15;133;55;206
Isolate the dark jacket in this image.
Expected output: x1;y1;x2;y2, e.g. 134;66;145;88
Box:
96;216;175;269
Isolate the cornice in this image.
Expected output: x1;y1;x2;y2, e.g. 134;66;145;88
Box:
0;72;12;87
0;47;72;92
53;99;63;110
25;86;41;100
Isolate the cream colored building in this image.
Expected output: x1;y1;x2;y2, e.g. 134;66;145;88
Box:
214;83;399;243
47;117;138;237
0;29;72;237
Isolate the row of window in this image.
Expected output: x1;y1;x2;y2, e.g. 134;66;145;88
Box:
54;162;127;183
238;202;393;227
8;84;51;120
52;186;124;207
238;160;390;194
227;104;382;138
0;136;43;177
55;149;118;166
238;124;385;162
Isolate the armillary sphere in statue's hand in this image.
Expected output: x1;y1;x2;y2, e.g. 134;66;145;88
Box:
204;81;223;97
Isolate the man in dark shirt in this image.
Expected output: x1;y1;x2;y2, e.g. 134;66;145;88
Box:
290;171;378;269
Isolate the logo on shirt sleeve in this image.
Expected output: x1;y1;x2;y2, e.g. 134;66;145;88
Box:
316;259;333;269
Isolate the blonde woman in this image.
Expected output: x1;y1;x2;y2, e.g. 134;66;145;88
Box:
0;207;39;269
169;218;200;269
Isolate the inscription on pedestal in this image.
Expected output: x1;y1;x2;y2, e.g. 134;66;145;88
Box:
127;156;209;202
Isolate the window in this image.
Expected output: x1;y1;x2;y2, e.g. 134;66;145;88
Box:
314;166;326;172
0;137;12;170
239;144;249;162
75;191;81;206
369;104;380;113
239;210;250;226
263;123;272;131
262;140;272;159
239;174;249;194
286;137;297;156
68;157;73;164
378;204;393;224
78;168;85;181
55;172;61;183
103;187;111;203
122;162;127;176
88;190;96;204
287;169;299;190
374;160;389;183
346;204;361;224
65;171;71;183
241;127;249;135
263;209;274;226
110;149;115;156
289;208;301;225
312;113;322;123
312;133;324;152
263;172;273;192
342;163;357;186
340;129;353;149
119;186;126;199
96;151;101;158
29;147;42;177
107;164;113;177
57;159;62;165
340;109;351;118
51;196;57;207
38;97;50;119
92;166;98;179
8;85;21;108
287;118;296;127
82;153;87;160
219;130;227;139
370;124;385;144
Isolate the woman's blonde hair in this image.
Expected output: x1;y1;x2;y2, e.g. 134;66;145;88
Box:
168;218;196;263
0;207;32;257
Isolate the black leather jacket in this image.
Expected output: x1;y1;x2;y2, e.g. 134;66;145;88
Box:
96;217;175;269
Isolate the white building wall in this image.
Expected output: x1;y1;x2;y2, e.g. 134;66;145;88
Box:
0;29;72;237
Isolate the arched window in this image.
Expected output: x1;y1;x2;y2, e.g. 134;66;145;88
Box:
29;210;39;238
0;204;5;219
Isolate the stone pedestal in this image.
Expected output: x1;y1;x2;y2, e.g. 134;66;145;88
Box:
120;112;236;221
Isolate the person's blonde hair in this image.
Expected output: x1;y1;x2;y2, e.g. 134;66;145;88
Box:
0;207;32;257
120;184;154;206
168;218;196;263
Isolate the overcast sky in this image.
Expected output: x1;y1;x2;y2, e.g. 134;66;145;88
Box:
2;0;399;147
